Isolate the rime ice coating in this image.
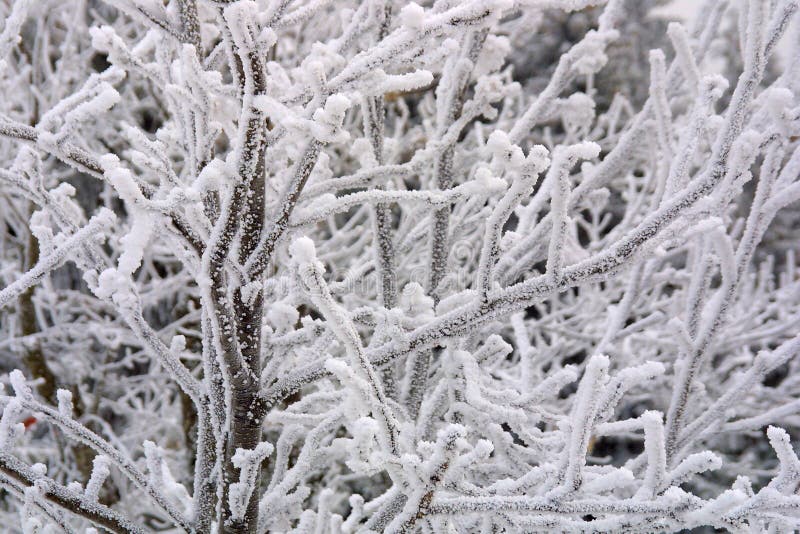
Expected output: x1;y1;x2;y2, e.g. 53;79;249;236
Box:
0;0;799;532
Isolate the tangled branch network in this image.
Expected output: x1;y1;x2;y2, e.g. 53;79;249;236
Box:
1;0;800;532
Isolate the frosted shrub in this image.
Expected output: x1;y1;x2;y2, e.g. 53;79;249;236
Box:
1;0;800;532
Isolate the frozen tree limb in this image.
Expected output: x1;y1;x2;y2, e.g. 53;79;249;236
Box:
0;0;799;532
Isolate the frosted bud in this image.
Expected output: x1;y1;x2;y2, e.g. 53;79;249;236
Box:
30;464;47;478
104;163;144;204
486;130;510;153
767;425;791;450
93;208;117;231
193;158;227;194
239;281;262;308
50;182;76;198
311;94;352;143
475;34;510;76
289;236;317;266
231;442;273;471
326;95;350;118
732;475;754;496
524;145;550;175
257;27;277;50
267;301;299;331
473;439;494;460
89;26;115;52
9;370;32;399
562;92;596;133
400;3;425;31
94;268;130;301
345;417;380;474
700;74;728;102
568;141;601;161
170;335;187;353
98;153;121;170
462;167;506;195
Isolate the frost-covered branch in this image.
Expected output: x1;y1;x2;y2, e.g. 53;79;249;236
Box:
1;0;800;532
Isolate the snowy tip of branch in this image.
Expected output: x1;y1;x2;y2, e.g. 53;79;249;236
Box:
767;425;790;445
487;130;525;169
30;463;47;478
267;301;300;331
324;358;348;375
94;268;126;301
461;168;506;195
222;0;258;22
231;442;274;470
289;236;317;265
700;74;729;100
142;440;157;455
193;159;228;194
92;208;117;229
486;130;511;152
311;95;352;143
89;25;115;52
323;94;351;116
169;335;186;353
525;144;551;174
679;451;724;475
437;423;467;443
708;453;723;471
92;455;110;472
569;141;601;161
98;153;121;170
8;370;31;399
640;410;663;424
400;3;425;30
364;69;434;97
649;48;666;63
